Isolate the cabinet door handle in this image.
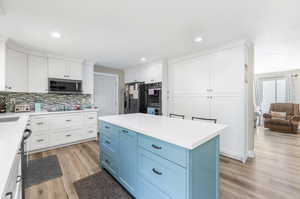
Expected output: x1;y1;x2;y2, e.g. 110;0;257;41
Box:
151;144;162;150
37;139;44;142
122;130;129;134
105;126;110;129
152;168;162;175
5;192;13;199
66;134;71;137
66;119;72;122
16;175;22;183
88;130;94;133
36;122;44;125
105;159;110;165
88;117;94;119
105;140;110;144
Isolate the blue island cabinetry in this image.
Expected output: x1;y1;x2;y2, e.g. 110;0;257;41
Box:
99;121;220;199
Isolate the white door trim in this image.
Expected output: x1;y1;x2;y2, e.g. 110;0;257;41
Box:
94;72;119;114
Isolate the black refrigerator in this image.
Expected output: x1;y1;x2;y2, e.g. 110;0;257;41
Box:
124;82;147;113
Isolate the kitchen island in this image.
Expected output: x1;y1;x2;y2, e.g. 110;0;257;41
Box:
99;113;227;199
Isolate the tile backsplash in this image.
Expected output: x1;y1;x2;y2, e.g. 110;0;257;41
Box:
0;92;92;112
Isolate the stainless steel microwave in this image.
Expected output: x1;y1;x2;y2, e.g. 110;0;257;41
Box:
48;78;82;94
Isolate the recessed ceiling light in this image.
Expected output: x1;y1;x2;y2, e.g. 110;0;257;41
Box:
194;37;203;43
140;57;147;62
51;32;61;39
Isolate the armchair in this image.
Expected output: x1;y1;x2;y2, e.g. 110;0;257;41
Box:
263;103;300;134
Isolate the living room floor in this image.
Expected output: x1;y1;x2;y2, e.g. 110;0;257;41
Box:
26;127;300;199
221;127;300;199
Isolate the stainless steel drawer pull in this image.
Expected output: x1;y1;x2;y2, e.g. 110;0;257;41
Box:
88;117;94;119
88;130;94;133
105;140;110;144
151;144;162;150
66;134;71;137
5;192;13;199
152;168;162;175
37;139;44;142
105;159;110;165
105;126;110;129
36;122;44;125
122;130;128;134
66;119;72;122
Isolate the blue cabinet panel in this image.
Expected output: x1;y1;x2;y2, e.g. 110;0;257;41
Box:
101;151;118;177
138;148;187;199
138;134;187;167
118;128;137;196
137;176;172;199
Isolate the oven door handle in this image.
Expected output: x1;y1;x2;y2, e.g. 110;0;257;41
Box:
23;129;32;141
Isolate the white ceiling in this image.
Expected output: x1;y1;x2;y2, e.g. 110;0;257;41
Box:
1;0;300;71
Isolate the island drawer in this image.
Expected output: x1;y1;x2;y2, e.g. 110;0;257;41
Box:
137;176;173;199
100;135;116;153
102;151;118;177
138;135;187;167
138;148;187;199
100;122;114;132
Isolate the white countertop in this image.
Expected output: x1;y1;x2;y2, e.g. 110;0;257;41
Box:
0;115;29;195
0;108;98;117
99;113;227;150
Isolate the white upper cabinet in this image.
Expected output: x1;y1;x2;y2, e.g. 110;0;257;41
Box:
48;58;67;79
5;49;28;92
48;58;83;80
125;61;163;83
67;61;83;80
82;62;94;95
28;55;48;93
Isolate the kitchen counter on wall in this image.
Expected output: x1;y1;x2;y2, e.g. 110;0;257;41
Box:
0;108;99;117
0;115;29;196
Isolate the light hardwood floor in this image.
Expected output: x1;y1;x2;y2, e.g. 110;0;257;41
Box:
26;127;300;199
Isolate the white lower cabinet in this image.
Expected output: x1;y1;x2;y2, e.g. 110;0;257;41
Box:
27;111;98;152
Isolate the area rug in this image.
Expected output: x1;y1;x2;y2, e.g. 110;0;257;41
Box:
74;171;133;199
25;155;62;188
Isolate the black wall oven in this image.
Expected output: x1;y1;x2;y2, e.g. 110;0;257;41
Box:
48;78;82;94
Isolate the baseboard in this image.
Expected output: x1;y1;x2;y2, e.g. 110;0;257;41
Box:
248;150;256;158
27;137;97;154
220;149;244;162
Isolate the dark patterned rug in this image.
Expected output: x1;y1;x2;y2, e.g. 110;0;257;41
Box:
25;155;62;188
74;171;133;199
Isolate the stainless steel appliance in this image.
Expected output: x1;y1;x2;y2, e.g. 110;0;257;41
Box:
146;82;162;115
124;82;147;114
48;78;82;94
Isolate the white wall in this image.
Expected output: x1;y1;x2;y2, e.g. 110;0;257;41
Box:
0;38;7;91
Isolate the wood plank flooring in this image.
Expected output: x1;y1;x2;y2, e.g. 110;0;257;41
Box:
26;127;300;199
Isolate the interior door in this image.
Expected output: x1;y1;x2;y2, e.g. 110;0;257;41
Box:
94;74;118;116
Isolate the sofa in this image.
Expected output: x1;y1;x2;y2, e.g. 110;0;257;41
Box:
263;103;300;134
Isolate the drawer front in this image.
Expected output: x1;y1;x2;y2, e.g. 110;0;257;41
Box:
138;135;187;167
100;122;114;132
85;112;97;124
30;117;49;132
28;134;50;151
100;122;118;141
101;134;116;153
137;176;172;199
49;114;82;130
101;151;118;177
138;148;187;199
85;126;97;139
51;129;82;146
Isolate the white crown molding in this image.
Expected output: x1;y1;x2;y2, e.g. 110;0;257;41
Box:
168;39;250;65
